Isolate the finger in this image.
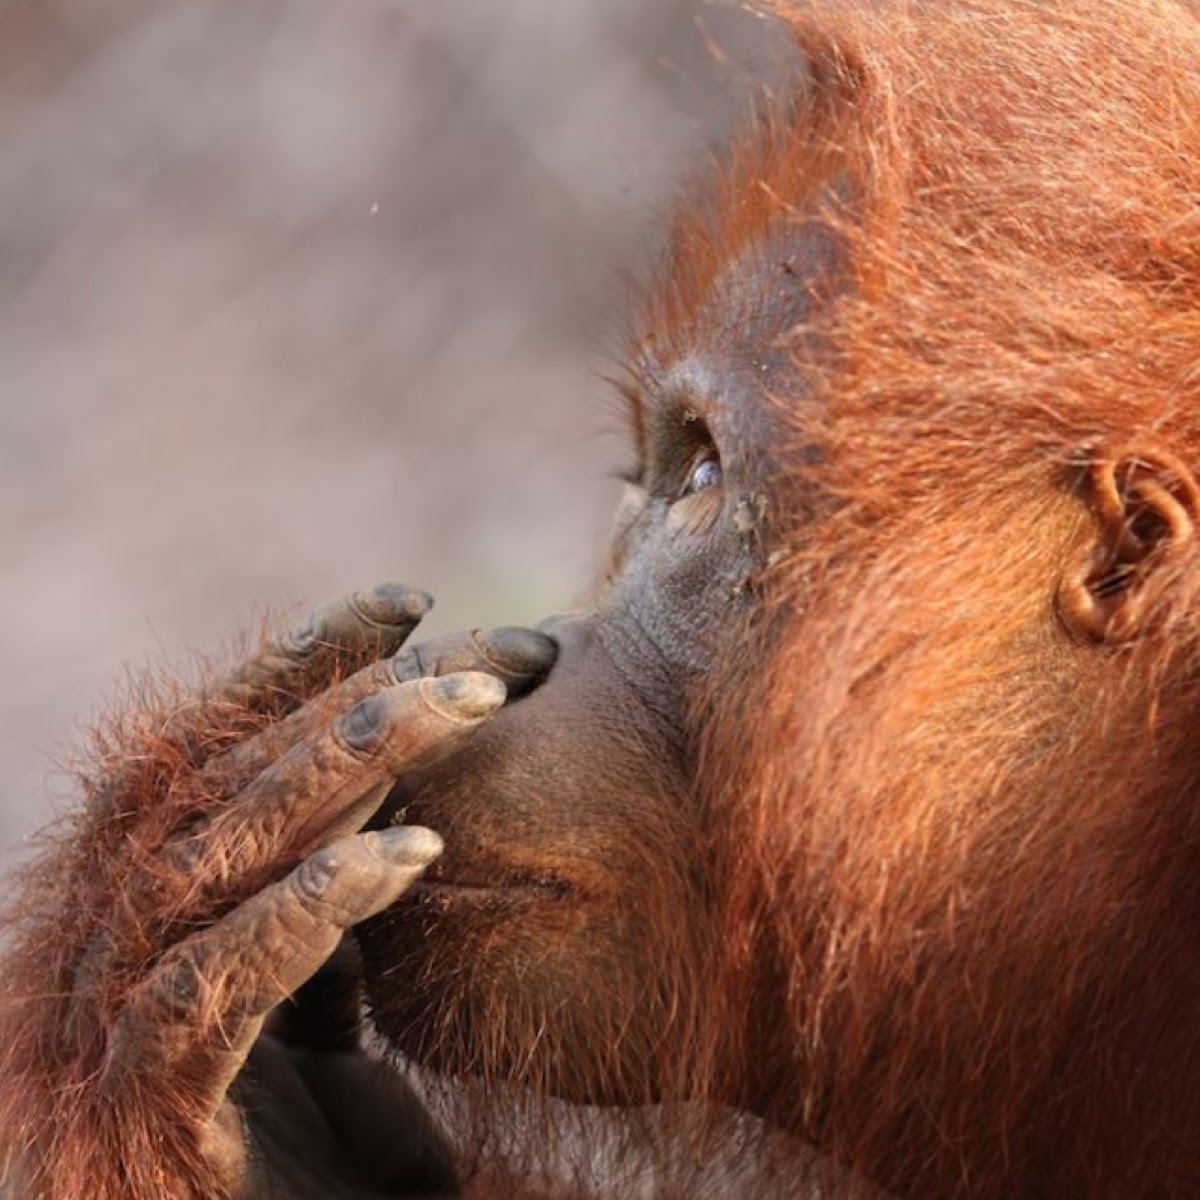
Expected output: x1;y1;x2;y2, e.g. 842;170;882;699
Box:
108;827;441;1106
205;626;557;789
166;673;505;906
214;583;432;712
80;672;504;982
390;626;559;694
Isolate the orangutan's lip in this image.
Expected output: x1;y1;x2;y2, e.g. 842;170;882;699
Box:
410;864;572;904
409;880;554;905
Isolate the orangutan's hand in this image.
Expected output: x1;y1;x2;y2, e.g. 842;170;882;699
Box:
42;584;556;1199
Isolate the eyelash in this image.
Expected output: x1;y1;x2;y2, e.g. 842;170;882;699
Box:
615;406;722;500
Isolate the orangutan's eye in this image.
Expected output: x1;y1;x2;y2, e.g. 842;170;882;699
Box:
683;455;723;497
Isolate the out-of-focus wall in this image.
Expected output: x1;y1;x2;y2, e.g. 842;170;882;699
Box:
0;0;790;853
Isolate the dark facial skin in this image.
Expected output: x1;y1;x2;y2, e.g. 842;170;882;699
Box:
358;458;755;1103
356;222;828;1107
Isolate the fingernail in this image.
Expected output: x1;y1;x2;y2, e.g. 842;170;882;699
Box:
424;672;507;721
351;584;433;627
339;693;389;750
367;826;443;866
472;628;559;676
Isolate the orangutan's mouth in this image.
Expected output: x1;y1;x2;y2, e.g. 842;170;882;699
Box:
410;863;572;906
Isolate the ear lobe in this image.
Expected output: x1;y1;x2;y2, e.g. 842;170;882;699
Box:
1058;449;1200;642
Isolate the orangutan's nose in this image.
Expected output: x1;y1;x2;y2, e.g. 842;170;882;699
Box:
534;611;595;667
535;610;589;638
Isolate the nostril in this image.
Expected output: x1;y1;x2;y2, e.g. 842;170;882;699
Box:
535;611;590;638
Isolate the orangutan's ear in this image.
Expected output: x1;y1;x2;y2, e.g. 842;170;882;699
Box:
1058;449;1200;642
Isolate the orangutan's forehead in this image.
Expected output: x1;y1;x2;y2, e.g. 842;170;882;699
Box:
639;211;840;367
705;217;837;372
627;215;840;458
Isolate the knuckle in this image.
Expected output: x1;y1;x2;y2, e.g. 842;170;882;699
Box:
336;693;397;755
279;612;320;659
145;949;207;1024
162;831;207;877
388;646;421;684
285;847;369;928
292;850;338;906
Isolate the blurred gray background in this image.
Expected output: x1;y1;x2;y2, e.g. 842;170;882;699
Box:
0;0;791;853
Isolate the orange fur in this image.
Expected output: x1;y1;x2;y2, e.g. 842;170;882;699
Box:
0;630;352;1200
6;3;1200;1198
687;2;1200;1195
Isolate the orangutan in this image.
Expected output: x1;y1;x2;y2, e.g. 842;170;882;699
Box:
3;2;1200;1197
